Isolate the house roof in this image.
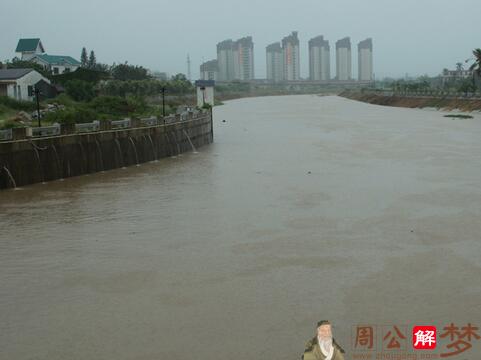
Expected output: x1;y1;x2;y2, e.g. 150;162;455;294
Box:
0;68;34;80
16;38;44;52
35;54;81;66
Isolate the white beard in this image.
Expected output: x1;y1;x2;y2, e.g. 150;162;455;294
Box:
318;337;334;360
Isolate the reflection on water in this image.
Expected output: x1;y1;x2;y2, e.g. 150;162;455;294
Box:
1;96;481;360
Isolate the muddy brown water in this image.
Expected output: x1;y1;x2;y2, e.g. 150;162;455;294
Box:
1;96;480;359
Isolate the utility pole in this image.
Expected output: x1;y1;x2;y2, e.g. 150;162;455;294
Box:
35;87;41;127
187;54;191;82
161;87;166;124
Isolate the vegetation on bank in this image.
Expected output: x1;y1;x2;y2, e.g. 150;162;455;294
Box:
340;90;481;112
339;48;481;112
2;47;480;129
0;64;197;129
444;114;474;119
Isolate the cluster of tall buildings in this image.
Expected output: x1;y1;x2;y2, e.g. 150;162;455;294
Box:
266;31;301;82
200;37;255;81
200;33;373;83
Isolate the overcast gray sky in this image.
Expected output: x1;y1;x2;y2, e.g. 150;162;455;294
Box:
1;0;480;79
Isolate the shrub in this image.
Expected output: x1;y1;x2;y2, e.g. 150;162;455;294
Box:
46;94;76;107
42;107;98;125
0;96;37;112
52;68;110;85
64;80;96;101
88;96;149;117
88;96;132;116
1;119;24;129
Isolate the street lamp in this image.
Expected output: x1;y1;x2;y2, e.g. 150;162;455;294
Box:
34;87;41;127
161;86;166;124
200;86;206;107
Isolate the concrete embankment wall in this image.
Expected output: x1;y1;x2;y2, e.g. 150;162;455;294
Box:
340;91;481;111
0;112;213;190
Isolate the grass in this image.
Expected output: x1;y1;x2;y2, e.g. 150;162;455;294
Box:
444;114;474;119
0;105;17;128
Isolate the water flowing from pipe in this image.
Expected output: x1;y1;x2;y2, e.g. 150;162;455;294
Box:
147;134;157;161
114;139;124;168
30;141;45;183
79;142;86;173
94;138;105;172
129;137;140;166
171;132;181;155
3;166;17;189
182;129;198;153
51;145;63;180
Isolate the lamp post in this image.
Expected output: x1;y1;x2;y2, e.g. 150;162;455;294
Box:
200;86;206;107
34;87;41;127
161;86;166;125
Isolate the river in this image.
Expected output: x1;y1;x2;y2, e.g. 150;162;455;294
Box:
1;95;481;359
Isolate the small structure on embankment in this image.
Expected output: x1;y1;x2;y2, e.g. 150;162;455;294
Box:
195;80;215;107
0;110;213;189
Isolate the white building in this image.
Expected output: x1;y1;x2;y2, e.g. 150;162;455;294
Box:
358;38;373;81
32;54;81;75
0;69;51;101
195;80;215;107
233;37;255;80
15;38;45;61
441;69;473;85
282;31;300;81
336;37;352;81
266;42;284;82
309;36;330;81
217;37;255;81
200;60;219;81
15;38;81;75
217;39;235;81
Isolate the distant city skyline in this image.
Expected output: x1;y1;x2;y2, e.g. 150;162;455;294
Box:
1;0;480;80
205;33;372;83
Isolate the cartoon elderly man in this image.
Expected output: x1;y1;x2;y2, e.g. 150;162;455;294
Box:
302;320;345;360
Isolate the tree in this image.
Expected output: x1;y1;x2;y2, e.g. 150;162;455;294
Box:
88;50;97;69
111;63;149;81
64;80;95;101
171;73;187;82
8;58;51;78
469;48;481;88
81;47;88;68
458;79;476;96
456;62;464;72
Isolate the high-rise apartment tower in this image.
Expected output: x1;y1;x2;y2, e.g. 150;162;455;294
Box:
358;38;373;81
336;37;352;81
266;42;284;82
308;35;330;81
282;31;300;81
233;37;255;80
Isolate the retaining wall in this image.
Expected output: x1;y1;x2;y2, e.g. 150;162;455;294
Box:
0;111;213;189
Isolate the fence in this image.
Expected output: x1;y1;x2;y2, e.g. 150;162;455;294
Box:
140;117;158;127
0;129;13;141
360;89;481;100
29;124;61;138
75;120;100;133
111;119;131;130
0;111;210;142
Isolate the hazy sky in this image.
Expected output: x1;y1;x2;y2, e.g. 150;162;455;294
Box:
1;0;480;79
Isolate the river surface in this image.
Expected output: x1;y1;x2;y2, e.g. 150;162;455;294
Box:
1;95;481;359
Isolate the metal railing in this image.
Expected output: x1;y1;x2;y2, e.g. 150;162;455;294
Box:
30;124;61;138
0;112;210;142
75;120;100;133
140;117;158;127
111;119;131;130
0;129;13;141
